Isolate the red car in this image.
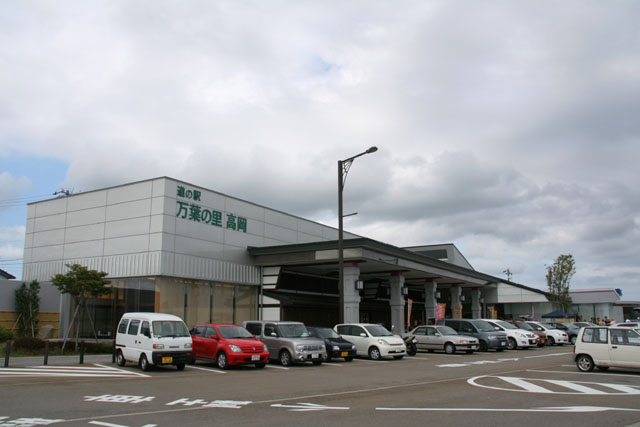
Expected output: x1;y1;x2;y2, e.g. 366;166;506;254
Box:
190;323;270;369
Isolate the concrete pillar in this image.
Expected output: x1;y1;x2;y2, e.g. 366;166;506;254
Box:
424;280;437;321
343;263;361;324
471;288;482;319
450;286;462;318
389;273;405;334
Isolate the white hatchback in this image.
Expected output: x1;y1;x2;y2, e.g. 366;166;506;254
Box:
334;323;406;360
574;326;640;372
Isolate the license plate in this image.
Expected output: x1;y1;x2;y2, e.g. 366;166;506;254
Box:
251;354;260;361
311;353;319;359
161;356;173;364
341;352;349;357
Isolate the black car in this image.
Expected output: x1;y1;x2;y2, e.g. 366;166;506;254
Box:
307;326;356;362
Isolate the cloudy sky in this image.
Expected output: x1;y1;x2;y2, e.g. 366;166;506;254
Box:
1;1;639;299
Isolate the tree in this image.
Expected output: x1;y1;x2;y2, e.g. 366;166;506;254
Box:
51;264;111;351
14;280;40;337
546;254;576;313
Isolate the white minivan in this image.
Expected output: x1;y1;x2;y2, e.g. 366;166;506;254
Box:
115;312;193;371
334;323;406;360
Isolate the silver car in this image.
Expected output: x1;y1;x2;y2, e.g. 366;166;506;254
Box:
410;325;479;354
243;320;327;366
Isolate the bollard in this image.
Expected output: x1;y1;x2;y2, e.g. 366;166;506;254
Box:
4;340;10;367
44;340;50;365
79;340;85;365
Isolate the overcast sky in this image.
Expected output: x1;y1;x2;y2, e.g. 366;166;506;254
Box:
1;1;639;300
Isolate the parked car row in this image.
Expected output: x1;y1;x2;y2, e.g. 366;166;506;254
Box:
113;313;578;372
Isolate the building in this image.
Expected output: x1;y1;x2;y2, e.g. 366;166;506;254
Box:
569;289;640;323
21;177;553;338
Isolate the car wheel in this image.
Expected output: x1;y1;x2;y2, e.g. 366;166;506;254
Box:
217;352;229;370
176;363;185;371
507;338;517;350
444;343;456;354
116;350;126;367
255;363;266;369
576;354;594;372
139;354;150;372
570;335;577;345
548;336;556;346
280;350;293;366
344;357;353;362
479;341;488;352
368;346;381;360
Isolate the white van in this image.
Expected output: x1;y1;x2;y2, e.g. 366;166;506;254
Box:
115;312;193;371
334;323;406;360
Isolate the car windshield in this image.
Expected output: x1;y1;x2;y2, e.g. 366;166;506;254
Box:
495;321;518;330
518;323;534;331
437;326;457;335
313;328;341;339
217;326;253;339
473;320;496;332
365;325;393;337
536;323;550;330
278;324;310;338
152;321;190;338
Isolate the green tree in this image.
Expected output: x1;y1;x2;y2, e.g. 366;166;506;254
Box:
546;254;576;313
14;280;40;337
51;264;111;350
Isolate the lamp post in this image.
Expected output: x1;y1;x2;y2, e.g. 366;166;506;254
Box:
338;146;378;324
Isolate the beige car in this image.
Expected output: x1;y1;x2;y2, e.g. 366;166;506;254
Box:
574;326;640;372
410;325;479;354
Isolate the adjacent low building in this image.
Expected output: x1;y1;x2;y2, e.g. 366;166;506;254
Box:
21;176;555;338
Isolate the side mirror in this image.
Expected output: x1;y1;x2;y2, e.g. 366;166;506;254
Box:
143;330;151;338
210;335;219;340
495;327;501;331
270;332;278;337
360;333;367;337
434;332;441;337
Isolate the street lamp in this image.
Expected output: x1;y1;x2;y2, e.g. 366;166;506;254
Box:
338;146;378;323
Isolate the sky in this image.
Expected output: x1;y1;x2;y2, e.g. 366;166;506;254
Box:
1;1;639;299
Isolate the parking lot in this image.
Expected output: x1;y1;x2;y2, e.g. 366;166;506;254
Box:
1;346;639;427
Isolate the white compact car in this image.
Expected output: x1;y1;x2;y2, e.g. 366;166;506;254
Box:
115;312;193;371
483;319;538;350
574;326;640;371
526;321;569;346
334;323;406;360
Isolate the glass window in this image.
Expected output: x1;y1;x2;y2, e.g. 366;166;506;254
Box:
437;326;458;336
582;328;608;344
278;324;310;338
235;285;257;324
213;284;234;323
352;326;366;336
127;319;140;335
245;323;262;335
118;319;129;334
415;327;426;336
155;277;185;318
364;325;392;337
205;326;218;338
336;325;351;336
264;324;278;337
140;321;150;336
152;320;190;338
218;326;253;339
185;282;211;327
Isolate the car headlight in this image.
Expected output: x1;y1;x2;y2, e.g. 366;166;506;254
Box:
332;345;340;351
321;345;326;351
351;344;356;350
296;344;305;352
184;343;191;349
488;335;498;339
154;344;165;349
377;339;390;346
229;345;242;353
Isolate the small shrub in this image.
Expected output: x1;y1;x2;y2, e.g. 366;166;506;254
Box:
12;337;46;352
0;327;13;343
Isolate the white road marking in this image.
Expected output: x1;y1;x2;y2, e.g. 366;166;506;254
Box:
524;352;572;359
351;358;390;363
376;406;640;413
322;362;344;367
271;403;350;412
0;364;148;378
89;421;157;427
185;365;227;374
468;375;640;395
528;369;640;379
264;364;289;370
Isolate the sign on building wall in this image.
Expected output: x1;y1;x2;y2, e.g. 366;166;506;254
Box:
436;304;446;320
175;185;248;233
453;304;462;319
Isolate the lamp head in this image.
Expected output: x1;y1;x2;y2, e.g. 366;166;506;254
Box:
366;146;378;154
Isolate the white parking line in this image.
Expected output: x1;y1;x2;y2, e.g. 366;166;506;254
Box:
524;352;572;359
185;365;227;374
351;359;390;364
528;369;640;379
322;362;344;367
265;364;289;370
